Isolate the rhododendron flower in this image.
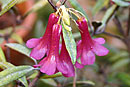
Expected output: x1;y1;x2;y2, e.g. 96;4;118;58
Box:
26;13;59;60
34;24;62;75
75;17;109;68
57;35;75;77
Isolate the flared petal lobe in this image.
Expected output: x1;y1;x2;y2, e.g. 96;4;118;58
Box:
26;13;59;60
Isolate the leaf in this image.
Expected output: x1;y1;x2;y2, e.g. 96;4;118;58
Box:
60;5;70;25
92;0;109;15
0;47;6;62
62;24;77;64
11;33;24;44
0;62;28;87
117;72;130;86
112;58;129;70
0;38;4;44
39;79;57;87
5;43;37;64
68;0;89;20
40;72;62;79
0;0;18;16
0;62;14;69
112;0;130;7
19;76;28;87
96;5;118;32
0;66;34;86
65;81;95;87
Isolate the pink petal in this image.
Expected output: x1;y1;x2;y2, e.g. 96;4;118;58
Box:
93;38;105;44
30;45;47;60
81;49;95;65
56;58;68;74
76;40;82;59
92;43;109;56
40;57;56;75
26;38;42;48
75;61;84;68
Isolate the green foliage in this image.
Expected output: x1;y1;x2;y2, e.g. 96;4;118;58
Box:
62;24;77;64
5;43;37;64
112;0;130;7
92;0;109;15
0;47;6;62
117;72;130;86
0;0;18;16
19;76;28;87
0;66;34;86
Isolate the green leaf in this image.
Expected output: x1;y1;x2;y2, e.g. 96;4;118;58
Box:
117;72;130;86
0;62;14;69
0;0;18;16
40;72;62;79
0;47;6;62
68;0;89;20
0;62;28;87
97;5;118;32
112;0;130;7
19;76;28;87
65;81;95;87
0;38;4;44
11;33;24;44
5;43;37;64
92;0;109;15
112;58;129;70
0;66;34;86
62;24;77;64
60;5;70;25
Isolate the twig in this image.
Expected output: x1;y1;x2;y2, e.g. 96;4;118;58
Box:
73;69;77;87
28;71;42;87
113;15;125;36
127;7;130;36
48;0;57;11
103;32;124;41
62;0;67;5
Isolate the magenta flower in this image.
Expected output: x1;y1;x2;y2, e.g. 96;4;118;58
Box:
26;13;59;60
75;17;109;68
56;35;75;77
35;24;62;75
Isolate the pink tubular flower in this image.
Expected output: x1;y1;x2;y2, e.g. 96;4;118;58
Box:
36;24;62;75
56;35;75;77
75;17;109;68
26;13;59;60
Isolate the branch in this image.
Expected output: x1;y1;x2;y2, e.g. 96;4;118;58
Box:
113;15;125;36
127;7;130;36
103;32;124;41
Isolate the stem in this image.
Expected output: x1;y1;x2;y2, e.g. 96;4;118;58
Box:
28;71;42;87
113;15;125;36
73;69;77;87
62;0;67;5
48;0;57;11
103;32;124;41
127;7;130;36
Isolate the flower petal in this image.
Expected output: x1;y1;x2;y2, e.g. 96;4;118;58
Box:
81;49;95;65
40;57;56;75
76;40;82;59
75;61;84;68
92;43;109;56
93;38;105;44
26;38;42;48
30;45;47;60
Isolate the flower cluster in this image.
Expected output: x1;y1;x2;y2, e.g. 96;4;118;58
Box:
26;5;109;77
